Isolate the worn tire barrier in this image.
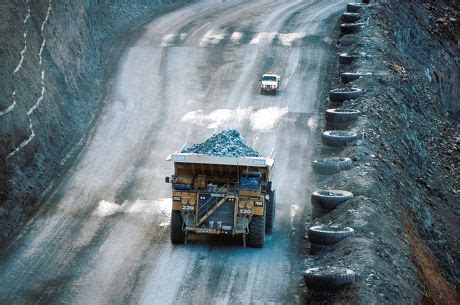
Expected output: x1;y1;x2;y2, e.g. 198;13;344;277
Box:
311;190;354;209
329;87;363;102
340;22;366;34
322;130;359;147
308;225;355;245
312;157;353;175
247;215;265;247
171;211;185;244
304;267;356;291
341;12;360;23
326;109;361;123
347;3;366;13
341;72;372;84
338;52;363;65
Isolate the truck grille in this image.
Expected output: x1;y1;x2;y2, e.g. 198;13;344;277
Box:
198;193;235;228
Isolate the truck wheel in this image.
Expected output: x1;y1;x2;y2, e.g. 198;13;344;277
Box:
265;190;275;234
248;215;265;248
170;211;185;244
308;225;355;245
312;190;354;209
304;267;355;291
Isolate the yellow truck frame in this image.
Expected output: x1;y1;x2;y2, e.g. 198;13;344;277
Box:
165;153;275;247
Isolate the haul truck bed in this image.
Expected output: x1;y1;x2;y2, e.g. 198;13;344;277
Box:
165;153;275;247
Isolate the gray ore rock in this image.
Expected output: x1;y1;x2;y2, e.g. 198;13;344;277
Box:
181;130;261;157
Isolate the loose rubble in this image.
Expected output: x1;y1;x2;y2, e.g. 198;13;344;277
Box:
181;130;261;157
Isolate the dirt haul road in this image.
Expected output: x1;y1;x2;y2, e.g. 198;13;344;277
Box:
0;0;346;303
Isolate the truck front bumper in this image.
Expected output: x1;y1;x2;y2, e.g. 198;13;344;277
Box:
185;227;247;235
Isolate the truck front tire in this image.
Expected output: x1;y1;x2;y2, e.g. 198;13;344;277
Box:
171;211;185;244
248;215;265;248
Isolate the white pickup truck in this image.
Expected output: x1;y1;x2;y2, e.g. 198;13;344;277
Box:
260;73;281;95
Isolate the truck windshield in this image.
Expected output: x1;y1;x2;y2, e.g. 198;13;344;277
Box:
262;76;277;82
240;176;260;190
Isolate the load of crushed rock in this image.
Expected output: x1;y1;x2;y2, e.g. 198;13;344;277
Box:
181;130;261;157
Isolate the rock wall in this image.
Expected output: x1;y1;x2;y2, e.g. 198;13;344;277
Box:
384;0;459;117
0;0;194;244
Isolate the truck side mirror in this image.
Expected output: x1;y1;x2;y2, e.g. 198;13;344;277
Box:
259;77;262;81
266;181;272;191
165;176;170;183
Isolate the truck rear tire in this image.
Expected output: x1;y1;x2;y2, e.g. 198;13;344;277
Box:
248;215;265;248
265;190;275;234
171;211;185;244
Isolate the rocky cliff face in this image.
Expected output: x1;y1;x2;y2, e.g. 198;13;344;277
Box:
0;0;193;244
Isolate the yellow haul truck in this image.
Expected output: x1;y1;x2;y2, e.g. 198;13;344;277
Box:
165;153;275;248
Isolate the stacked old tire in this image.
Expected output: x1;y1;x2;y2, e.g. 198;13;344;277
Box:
311;190;354;218
308;225;354;254
325;108;361;130
304;267;356;298
304;1;373;300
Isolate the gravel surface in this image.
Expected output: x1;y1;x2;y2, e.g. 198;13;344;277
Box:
0;0;347;303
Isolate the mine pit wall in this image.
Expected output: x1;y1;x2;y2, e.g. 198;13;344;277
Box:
373;0;459;295
384;0;459;118
0;0;194;245
309;0;459;304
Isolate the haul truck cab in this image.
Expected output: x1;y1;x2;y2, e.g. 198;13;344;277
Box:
165;153;275;248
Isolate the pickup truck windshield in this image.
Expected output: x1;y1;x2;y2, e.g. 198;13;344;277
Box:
262;76;277;82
